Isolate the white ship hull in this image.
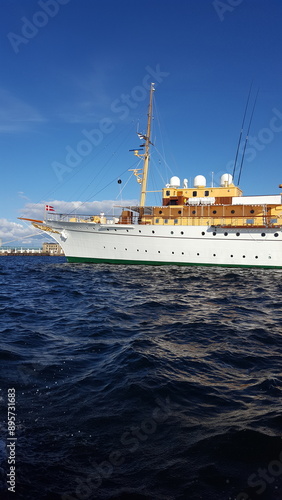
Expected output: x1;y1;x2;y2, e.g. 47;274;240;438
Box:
46;220;282;268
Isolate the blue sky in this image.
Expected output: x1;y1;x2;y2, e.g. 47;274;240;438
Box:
1;0;282;245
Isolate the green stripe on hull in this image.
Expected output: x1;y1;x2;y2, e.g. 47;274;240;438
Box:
66;256;282;269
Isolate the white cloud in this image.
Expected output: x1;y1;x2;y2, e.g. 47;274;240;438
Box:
0;198;138;247
0;218;45;247
20;199;138;220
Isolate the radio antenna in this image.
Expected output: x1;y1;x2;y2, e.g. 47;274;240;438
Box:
232;81;253;180
237;88;259;185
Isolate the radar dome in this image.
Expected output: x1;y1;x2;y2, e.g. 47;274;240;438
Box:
220;173;233;187
194;175;206;187
169;176;181;188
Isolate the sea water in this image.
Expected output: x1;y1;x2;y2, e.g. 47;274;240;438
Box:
1;256;282;500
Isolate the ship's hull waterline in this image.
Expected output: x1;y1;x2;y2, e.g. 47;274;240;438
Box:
45;220;282;268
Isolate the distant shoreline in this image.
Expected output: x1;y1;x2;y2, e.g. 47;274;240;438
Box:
0;253;65;257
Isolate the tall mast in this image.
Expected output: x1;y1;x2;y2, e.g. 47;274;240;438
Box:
140;83;155;207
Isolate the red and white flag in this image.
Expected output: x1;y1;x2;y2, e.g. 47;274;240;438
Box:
45;205;55;212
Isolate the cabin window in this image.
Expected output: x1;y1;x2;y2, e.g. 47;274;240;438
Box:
164;219;168;224
246;219;254;224
212;210;217;214
224;232;228;236
213;232;217;236
274;233;279;237
205;190;209;196
193;191;197;197
181;231;184;235
250;209;255;214
261;233;265;237
152;230;155;234
231;210;235;214
174;220;178;224
192;210;196;214
159;210;162;214
201;232;205;236
166;190;170;196
155;219;159;223
178;210;182;214
270;219;277;224
236;232;240;236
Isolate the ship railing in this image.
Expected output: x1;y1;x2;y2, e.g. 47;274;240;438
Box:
45;213;141;224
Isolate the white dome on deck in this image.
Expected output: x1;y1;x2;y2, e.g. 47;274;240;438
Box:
194;175;206;187
169;176;181;188
220;173;233;187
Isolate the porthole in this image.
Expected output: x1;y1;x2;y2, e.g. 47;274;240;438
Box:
182;252;184;255
231;210;235;214
212;210;217;214
261;233;265;237
255;256;258;259
236;232;240;237
178;210;182;215
137;249;139;252
181;231;184;235
197;253;200;256
159;211;162;214
243;255;245;258
213;232;216;236
202;232;205;236
126;230;129;232
125;248;127;251
171;231;174;234
114;247;116;250
224;232;228;236
250;210;255;214
158;251;160;253
139;230;141;233
213;254;216;257
152;230;155;234
192;210;196;215
274;233;279;237
145;250;147;253
231;255;233;258
172;252;174;254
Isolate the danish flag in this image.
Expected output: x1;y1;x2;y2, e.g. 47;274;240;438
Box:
45;205;55;212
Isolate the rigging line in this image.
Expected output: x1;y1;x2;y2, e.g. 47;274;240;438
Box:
67;122;136;204
67;160;141;214
237;87;260;186
22;121;136;215
115;171;135;200
232;81;253;180
153;145;174;177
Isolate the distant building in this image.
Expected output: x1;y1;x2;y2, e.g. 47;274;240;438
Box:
42;242;64;255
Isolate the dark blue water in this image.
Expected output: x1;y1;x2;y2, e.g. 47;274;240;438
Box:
1;256;282;500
